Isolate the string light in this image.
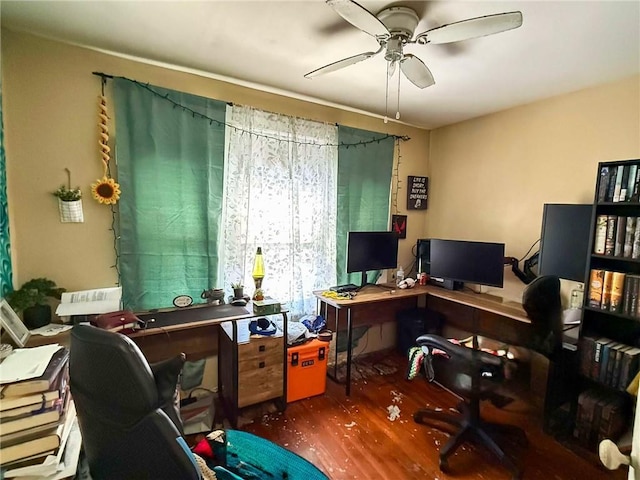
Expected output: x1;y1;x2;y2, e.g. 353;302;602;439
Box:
392;137;403;214
92;73;408;148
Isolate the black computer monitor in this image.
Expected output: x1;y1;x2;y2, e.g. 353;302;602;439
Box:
347;231;399;288
538;203;593;283
429;239;505;288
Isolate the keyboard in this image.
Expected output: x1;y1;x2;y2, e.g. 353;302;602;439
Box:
330;283;358;293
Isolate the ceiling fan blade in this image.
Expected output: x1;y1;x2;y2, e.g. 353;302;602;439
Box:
400;54;435;89
327;0;390;38
415;11;523;45
305;48;382;78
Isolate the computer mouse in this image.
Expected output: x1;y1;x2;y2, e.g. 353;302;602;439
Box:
231;298;247;307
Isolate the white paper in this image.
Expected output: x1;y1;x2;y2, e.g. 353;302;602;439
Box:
55;287;122;316
30;324;73;336
0;344;62;384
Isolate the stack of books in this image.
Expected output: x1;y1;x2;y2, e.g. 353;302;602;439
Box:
0;346;80;478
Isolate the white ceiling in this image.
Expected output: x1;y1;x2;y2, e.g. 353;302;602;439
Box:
1;1;639;129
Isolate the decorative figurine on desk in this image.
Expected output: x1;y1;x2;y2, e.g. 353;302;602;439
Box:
252;247;265;300
201;288;225;305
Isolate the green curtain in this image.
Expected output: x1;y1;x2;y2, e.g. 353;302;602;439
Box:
0;78;13;298
114;79;226;310
336;126;395;286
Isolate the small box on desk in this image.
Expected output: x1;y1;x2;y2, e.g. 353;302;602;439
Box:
253;299;281;316
287;339;328;403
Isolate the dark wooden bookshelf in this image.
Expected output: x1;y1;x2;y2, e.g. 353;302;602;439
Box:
577;158;640;451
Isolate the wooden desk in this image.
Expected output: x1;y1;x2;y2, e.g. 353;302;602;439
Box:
28;303;290;428
424;287;531;346
133;303;289;427
314;284;531;396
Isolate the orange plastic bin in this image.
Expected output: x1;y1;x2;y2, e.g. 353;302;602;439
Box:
287;339;329;403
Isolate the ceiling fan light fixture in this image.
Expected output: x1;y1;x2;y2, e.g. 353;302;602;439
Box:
384;37;403;63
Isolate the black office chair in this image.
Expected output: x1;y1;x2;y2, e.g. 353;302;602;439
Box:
70;324;330;480
69;324;199;480
523;275;580;435
412;334;527;479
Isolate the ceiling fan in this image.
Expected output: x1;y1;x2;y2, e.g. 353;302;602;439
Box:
305;0;523;120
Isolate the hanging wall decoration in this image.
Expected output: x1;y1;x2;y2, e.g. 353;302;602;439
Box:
91;88;121;205
407;175;428;210
53;168;84;223
392;214;407;239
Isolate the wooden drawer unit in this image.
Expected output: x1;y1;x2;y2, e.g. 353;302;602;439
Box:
218;318;286;426
237;336;283;407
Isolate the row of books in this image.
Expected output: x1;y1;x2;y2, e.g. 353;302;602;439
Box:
588;269;640;317
578;336;640;391
573;387;628;447
597;163;640;203
0;347;80;477
593;215;640;258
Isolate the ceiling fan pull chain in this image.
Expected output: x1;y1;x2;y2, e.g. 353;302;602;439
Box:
396;68;401;120
384;62;390;124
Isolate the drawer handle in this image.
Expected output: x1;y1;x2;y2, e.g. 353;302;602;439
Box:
259;345;266;352
259;361;265;368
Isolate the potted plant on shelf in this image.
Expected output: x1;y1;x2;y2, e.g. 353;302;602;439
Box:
231;282;244;300
6;278;66;329
53;183;83;223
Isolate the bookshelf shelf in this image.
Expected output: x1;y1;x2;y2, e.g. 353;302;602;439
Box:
583;305;640;322
575;158;640;450
590;254;640;264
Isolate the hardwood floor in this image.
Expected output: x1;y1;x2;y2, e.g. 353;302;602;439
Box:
234;351;626;480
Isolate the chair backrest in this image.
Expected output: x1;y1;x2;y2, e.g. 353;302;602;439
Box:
70;324;200;480
416;334;506;398
522;275;563;357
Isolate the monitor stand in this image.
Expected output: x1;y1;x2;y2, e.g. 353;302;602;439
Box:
428;277;463;290
359;271;368;289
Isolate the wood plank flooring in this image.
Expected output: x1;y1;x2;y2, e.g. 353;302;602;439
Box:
234;351;626;480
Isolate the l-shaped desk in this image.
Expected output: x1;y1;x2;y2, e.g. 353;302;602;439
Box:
314;283;578;433
314;283;532;396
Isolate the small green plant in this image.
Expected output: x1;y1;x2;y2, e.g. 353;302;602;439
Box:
6;278;66;313
53;185;82;201
231;282;244;289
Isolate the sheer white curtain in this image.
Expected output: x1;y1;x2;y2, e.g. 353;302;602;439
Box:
221;105;338;318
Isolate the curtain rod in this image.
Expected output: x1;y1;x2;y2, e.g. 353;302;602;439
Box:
90;71;410;142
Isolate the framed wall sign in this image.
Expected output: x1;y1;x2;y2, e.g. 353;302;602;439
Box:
407;176;428;210
0;298;31;347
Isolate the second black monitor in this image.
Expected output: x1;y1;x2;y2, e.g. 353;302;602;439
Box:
538;203;592;283
430;239;505;288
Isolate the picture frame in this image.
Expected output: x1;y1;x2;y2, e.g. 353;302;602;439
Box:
392;214;407;239
0;298;31;347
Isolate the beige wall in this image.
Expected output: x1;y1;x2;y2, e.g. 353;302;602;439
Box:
428;75;640;259
427;75;640;304
2;30;429;293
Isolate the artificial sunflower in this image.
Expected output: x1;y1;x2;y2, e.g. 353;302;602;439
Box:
91;176;121;205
